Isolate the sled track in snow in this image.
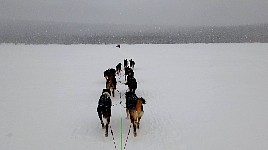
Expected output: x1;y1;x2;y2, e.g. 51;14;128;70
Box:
107;66;184;150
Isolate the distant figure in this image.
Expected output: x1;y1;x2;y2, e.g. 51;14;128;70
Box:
116;44;121;48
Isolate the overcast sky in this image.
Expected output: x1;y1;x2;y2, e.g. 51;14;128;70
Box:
1;0;268;26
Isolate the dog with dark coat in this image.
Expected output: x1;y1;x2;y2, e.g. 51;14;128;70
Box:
97;90;112;137
129;59;135;69
124;59;128;68
124;66;134;81
104;68;116;80
125;76;137;93
103;68;116;97
116;63;122;75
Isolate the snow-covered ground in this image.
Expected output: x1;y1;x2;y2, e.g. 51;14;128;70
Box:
1;43;268;150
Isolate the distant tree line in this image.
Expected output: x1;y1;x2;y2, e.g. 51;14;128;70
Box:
0;20;267;44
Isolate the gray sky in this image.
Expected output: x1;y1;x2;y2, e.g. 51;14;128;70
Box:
1;0;268;26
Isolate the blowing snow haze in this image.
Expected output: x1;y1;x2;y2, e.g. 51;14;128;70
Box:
1;0;268;44
1;0;268;26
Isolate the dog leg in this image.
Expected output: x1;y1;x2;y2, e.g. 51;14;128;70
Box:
105;124;109;137
133;123;137;137
98;111;104;128
104;117;110;137
126;109;129;119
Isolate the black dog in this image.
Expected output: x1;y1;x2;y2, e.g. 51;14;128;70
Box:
97;90;112;137
124;66;134;81
124;59;128;68
129;59;135;69
116;63;122;75
125;76;137;93
104;68;116;80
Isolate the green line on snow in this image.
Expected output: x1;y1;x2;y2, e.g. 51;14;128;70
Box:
120;116;123;150
120;98;123;150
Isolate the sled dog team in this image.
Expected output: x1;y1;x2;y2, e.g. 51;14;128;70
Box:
97;59;146;137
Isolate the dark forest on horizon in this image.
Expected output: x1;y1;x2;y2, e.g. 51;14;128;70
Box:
1;20;268;44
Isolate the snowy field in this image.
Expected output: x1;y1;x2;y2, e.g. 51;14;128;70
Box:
0;43;268;150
